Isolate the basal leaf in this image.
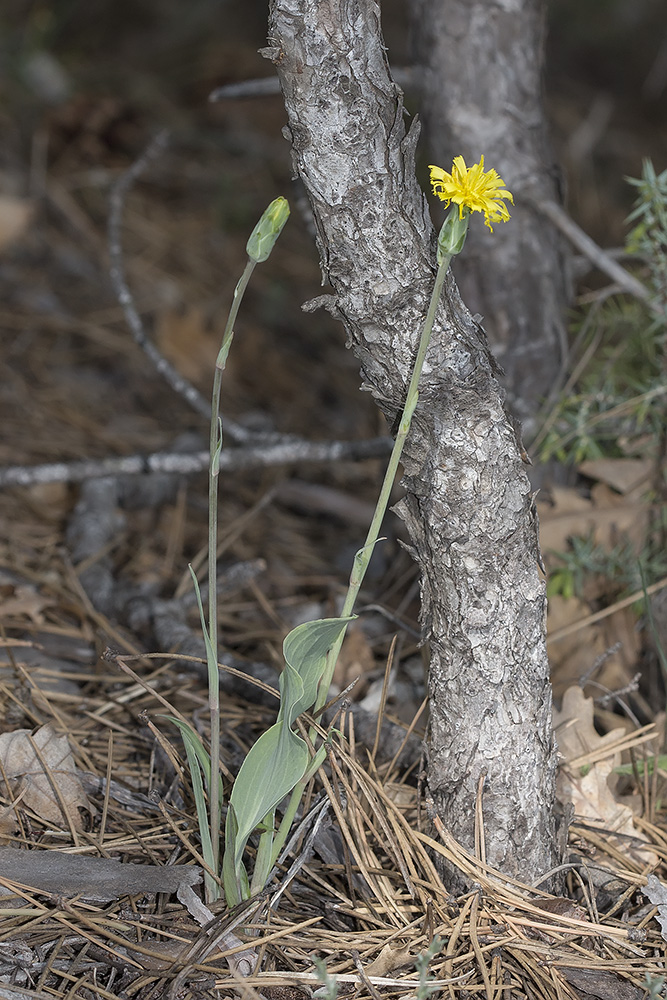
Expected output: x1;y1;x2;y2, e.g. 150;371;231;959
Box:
160;715;223;805
223;804;248;906
224;616;353;896
188;566;219;693
228;719;308;869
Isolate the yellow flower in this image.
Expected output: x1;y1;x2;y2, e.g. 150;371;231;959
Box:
429;156;514;232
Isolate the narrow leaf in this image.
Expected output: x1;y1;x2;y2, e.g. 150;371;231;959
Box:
182;738;218;901
188;566;220;695
161;715;224;806
223;804;248;906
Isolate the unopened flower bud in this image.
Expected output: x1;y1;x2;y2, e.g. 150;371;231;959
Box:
246;197;290;262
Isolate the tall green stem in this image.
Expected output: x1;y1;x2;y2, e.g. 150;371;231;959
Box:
208;258;256;877
268;251;453;870
314;250;453;712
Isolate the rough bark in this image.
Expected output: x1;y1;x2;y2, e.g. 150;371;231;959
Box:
267;0;560;887
411;0;571;436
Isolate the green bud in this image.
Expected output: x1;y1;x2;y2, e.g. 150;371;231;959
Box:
437;205;469;263
246;196;290;262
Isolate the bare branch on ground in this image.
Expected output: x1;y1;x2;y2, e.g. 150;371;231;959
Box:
0;435;392;488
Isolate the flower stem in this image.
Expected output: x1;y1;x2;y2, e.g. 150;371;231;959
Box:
268;250;453;871
314;249;453;712
208;258;256;880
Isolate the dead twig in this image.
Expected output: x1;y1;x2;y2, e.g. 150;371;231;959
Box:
209;67;417;102
547;575;667;644
0;435;392;488
531;198;652;305
108;130;215;425
108;130;321;451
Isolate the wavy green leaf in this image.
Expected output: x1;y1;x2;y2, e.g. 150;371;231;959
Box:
225;617;353;888
280;617;355;725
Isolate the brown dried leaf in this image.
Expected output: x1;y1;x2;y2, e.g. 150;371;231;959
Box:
0;582;52;624
365;943;413;977
538;484;648;555
534;896;587;921
547;594;607;699
333;626;375;692
0;724;91;831
555;687;626;765
0;196;34;251
155;305;219;384
578;457;652;495
561;967;643;1000
644;874;667;940
554;688;656;865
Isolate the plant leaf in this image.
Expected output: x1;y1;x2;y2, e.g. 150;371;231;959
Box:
160;715;224;805
226;617;353;881
228;719;308;871
188;566;220;695
222;804;248;906
280;617;355;725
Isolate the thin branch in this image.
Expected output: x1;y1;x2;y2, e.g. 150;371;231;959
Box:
107;131;303;447
531;198;652;305
209;77;282;100
0;436;393;489
108;131;211;424
547;575;667;644
208;67;417;102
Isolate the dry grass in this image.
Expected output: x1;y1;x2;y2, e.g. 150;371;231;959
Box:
0;536;666;1000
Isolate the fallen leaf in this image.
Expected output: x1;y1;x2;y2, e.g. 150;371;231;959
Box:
155;305;219;384
534;896;587;921
383;783;416;809
333;626;375;693
578;457;652;495
561;966;643;1000
0;582;52;624
26;482;70;524
547;594;607;699
538;484;648;555
365;943;413;977
644;874;667;940
555;687;627;765
0;196;34;251
553;688;656;866
0;724;91;831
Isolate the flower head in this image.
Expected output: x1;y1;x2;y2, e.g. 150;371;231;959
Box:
429;156;514;232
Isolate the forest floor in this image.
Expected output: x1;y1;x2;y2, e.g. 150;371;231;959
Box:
1;2;667;998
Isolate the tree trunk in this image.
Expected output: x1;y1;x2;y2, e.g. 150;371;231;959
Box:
267;0;561;888
411;0;571;437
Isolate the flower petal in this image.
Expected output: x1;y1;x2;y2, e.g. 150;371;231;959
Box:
429;155;514;232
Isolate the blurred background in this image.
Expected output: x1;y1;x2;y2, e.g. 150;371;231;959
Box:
0;0;666;715
1;0;665;445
